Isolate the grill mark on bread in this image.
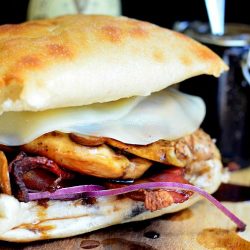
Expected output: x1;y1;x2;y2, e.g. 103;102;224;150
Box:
174;30;218;63
0;24;25;35
47;44;73;58
101;25;123;43
129;26;149;38
180;55;193;66
194;45;219;62
153;49;165;62
0;77;23;102
101;23;149;44
18;55;41;68
2;75;22;86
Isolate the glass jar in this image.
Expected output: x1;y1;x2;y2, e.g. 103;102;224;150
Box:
174;21;250;167
27;0;121;20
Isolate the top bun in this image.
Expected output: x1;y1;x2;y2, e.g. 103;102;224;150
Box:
0;15;227;113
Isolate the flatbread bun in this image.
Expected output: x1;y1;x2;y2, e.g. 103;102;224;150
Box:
0;158;223;242
0;14;227;113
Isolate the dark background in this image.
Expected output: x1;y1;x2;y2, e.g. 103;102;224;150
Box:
0;0;249;26
0;0;249;163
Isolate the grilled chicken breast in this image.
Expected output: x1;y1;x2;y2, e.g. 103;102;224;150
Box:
22;130;219;179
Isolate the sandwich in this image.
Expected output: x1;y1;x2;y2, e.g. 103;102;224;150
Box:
0;14;245;242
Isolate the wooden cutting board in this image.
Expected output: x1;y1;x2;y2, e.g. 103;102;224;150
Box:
1;168;250;250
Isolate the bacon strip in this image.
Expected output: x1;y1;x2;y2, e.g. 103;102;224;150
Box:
106;167;192;211
9;152;74;202
8;151;192;209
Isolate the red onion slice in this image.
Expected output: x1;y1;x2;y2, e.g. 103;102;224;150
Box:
85;182;246;231
27;181;246;231
28;185;104;200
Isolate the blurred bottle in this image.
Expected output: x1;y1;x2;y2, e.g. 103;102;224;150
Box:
27;0;121;20
174;21;250;167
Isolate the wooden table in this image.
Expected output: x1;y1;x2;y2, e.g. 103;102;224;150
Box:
1;168;250;250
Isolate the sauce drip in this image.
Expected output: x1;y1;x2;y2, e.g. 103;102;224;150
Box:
144;231;160;239
213;183;250;202
18;223;55;239
197;228;250;250
37;199;49;208
80;239;100;249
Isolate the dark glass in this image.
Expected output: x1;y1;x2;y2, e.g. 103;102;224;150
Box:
176;22;250;167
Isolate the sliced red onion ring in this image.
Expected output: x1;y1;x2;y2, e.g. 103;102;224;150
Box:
28;185;104;200
28;182;246;231
85;182;246;231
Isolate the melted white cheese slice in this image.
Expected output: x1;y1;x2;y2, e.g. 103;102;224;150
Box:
0;89;205;146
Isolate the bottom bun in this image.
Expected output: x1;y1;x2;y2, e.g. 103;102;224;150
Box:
0;159;223;242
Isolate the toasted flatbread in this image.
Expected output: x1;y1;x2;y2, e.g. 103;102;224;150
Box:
0;15;227;113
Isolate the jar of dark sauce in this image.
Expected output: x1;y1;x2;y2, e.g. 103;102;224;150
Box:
174;21;250;167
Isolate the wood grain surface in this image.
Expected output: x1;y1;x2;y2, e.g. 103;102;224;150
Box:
1;168;250;250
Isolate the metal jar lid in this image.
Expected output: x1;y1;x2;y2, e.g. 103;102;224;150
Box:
174;21;250;47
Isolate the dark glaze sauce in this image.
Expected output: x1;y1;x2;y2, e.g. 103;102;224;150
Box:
80;239;100;249
143;231;160;239
130;205;146;218
36;201;49;225
37;199;49;208
213;183;250;202
108;179;135;184
18;223;55;239
197;228;250;249
102;238;157;250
